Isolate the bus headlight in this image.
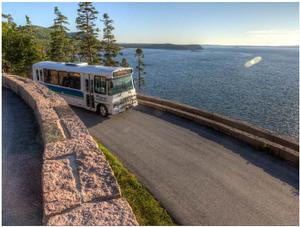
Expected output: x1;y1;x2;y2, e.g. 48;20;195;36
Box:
113;102;120;108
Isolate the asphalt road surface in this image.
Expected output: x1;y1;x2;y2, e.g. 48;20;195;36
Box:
74;105;299;225
2;88;43;225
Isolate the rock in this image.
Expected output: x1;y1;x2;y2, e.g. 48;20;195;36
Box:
60;117;90;139
44;139;78;160
47;198;138;226
76;141;121;202
43;159;81;216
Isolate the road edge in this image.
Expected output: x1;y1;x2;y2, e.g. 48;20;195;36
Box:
138;94;299;166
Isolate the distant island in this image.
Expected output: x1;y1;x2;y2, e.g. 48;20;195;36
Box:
25;26;204;51
119;43;203;51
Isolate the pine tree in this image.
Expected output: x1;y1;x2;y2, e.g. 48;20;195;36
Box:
121;58;129;67
2;14;17;72
49;7;72;62
69;38;81;62
101;13;120;66
2;14;44;76
20;15;44;76
76;2;101;64
135;48;146;90
25;15;33;34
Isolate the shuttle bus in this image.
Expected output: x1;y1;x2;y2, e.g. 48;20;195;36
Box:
32;61;138;117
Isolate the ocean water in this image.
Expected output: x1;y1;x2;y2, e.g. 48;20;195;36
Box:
120;46;299;140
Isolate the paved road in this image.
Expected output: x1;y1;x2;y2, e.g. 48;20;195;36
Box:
74;105;299;225
2;88;43;225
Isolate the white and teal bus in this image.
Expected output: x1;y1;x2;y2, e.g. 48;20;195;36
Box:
32;61;138;117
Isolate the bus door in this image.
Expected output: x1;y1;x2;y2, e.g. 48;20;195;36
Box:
85;74;95;110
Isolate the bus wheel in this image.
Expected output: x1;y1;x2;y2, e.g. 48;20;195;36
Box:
98;104;108;117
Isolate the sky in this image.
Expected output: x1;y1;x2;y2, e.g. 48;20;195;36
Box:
2;2;299;46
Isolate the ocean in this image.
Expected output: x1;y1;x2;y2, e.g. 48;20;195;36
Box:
120;46;299;140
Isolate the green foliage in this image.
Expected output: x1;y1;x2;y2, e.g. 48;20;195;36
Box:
121;57;129;67
101;13;120;66
260;143;271;153
96;141;176;226
76;2;101;64
135;48;146;89
2;6;141;76
2;14;44;77
49;7;73;62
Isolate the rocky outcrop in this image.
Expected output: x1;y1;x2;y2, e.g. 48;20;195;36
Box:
2;74;138;226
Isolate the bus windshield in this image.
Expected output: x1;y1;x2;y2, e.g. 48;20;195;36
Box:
108;75;133;95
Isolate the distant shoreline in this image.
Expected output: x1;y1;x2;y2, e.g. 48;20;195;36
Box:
119;43;298;50
119;43;203;51
202;44;299;48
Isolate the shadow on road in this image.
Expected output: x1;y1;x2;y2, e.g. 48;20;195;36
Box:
71;106;108;127
2;88;43;225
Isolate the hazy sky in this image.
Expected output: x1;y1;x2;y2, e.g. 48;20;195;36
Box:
2;2;299;46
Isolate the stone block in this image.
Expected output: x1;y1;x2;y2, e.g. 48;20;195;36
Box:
18;85;37;110
43;159;81;217
76;142;121;202
37;105;59;123
47;198;138;226
60;117;90;139
44;139;78;160
53;104;77;119
279;147;299;165
41;121;65;145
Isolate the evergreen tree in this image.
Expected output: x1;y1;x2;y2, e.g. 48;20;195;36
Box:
2;14;17;72
76;2;101;64
49;7;72;62
22;16;44;75
121;58;129;67
135;48;146;90
2;14;44;76
25;15;33;34
69;38;81;62
101;13;120;66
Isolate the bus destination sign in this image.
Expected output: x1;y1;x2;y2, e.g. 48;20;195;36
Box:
113;69;133;77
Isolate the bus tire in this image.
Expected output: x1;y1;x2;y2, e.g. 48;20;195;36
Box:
98;104;108;117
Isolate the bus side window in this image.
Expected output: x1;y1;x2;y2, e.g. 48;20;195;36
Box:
58;71;69;87
36;69;39;80
69;72;81;90
44;69;51;83
39;69;43;81
49;70;59;85
94;76;106;95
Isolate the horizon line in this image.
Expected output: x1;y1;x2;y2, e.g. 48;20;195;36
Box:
118;42;299;47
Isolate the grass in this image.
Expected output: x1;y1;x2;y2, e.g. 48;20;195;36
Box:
96;141;176;226
260;143;271;153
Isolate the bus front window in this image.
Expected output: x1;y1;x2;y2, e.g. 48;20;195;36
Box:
108;75;133;95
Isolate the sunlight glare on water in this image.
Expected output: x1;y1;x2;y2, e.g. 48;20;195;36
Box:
244;56;262;68
120;47;299;139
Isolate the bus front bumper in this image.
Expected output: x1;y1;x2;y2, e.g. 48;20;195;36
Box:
111;100;138;115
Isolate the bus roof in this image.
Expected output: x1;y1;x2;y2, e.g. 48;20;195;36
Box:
32;61;132;78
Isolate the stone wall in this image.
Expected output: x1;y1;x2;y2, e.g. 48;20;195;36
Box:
138;94;299;166
3;74;138;226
